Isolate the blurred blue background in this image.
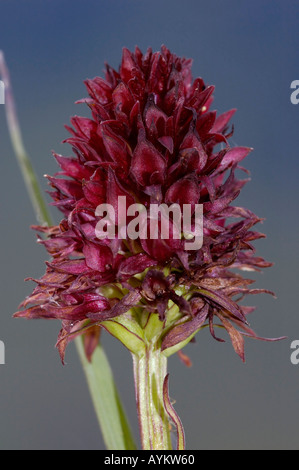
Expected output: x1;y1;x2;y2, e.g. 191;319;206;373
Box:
0;0;298;450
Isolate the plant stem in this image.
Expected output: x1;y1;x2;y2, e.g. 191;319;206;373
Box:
132;344;172;450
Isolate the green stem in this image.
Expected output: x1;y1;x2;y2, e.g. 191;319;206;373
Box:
0;50;136;450
133;345;172;450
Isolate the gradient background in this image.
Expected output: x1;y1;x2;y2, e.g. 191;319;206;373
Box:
0;0;298;450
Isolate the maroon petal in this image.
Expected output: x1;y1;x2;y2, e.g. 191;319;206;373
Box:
56;325;75;365
83;325;101;362
130;130;166;186
47;259;91;275
117;253;157;281
169;292;191;316
144;94;167;138
100;122;131;171
83;241;113;272
47;176;83;199
158;136;174;154
69;116;100;140
142;270;169;301
84;77;112;105
53;153;93;180
165;176;200;212
211;109;237;134
177;350;193;367
162;304;209;351
120;47;144;83
106;168;135;220
14;295;110;321
112;81;134;117
141;229;183;262
88;290;142;321
186;84;215;113
241;332;287;342
201;175;216;202
196;110;217;138
180;124;208;171
204;191;240;215
196;287;247;323
217;313;245;362
82;167;106;206
218;147;253;172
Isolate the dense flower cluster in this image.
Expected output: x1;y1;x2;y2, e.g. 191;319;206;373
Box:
15;46;278;363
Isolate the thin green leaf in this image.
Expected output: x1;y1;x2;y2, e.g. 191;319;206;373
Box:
76;337;137;450
0;50;52;226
